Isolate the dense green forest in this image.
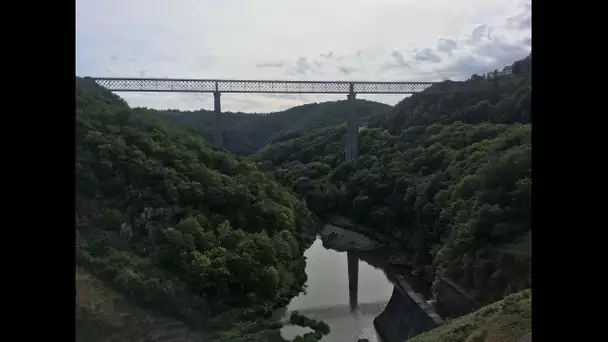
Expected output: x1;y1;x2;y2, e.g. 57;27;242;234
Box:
75;77;319;340
76;54;531;341
254;56;531;305
152;99;390;155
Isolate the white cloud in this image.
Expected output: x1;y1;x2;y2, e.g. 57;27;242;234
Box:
76;0;531;112
413;48;442;63
437;38;458;56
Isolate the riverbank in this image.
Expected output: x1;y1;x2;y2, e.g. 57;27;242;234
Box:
320;217;435;298
278;237;396;342
327;216;425;271
320;224;383;252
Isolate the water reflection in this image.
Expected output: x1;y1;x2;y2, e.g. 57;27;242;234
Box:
348;252;359;312
280;238;397;342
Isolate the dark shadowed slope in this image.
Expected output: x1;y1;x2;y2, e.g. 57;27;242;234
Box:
76;267;219;341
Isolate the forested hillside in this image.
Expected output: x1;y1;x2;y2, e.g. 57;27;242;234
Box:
255;55;532;305
153;99;390;155
75;77;317;340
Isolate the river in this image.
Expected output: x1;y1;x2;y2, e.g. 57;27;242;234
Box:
276;236;431;341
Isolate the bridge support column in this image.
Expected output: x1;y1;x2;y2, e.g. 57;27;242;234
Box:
213;90;223;147
348;252;359;311
345;83;358;162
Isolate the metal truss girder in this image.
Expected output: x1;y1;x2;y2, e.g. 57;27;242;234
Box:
91;77;439;94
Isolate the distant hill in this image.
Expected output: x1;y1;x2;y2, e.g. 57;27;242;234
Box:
151;99;391;155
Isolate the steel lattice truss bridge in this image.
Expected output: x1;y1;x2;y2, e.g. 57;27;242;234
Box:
90;77;447;160
92;77;439;94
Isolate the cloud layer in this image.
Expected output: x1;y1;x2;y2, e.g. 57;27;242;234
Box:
76;0;531;112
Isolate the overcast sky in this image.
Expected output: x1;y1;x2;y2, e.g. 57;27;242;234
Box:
76;0;531;113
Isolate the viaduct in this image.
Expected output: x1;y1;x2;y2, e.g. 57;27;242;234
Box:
89;77;480;341
90;77;442;162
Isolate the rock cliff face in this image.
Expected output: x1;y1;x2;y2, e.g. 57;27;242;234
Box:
320;224;383;252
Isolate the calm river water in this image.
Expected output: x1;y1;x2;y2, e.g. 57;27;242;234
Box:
277;237;430;342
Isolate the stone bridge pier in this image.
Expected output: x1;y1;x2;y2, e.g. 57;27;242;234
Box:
345;83;358;162
213;87;222;147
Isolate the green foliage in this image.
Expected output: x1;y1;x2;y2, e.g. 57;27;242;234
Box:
220;318;287;341
154;99;390;155
76;55;531;339
75;77;315;333
254;56;532;304
292;331;324;342
289;311;331;335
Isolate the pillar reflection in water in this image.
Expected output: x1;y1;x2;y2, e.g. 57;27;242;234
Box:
347;252;359;311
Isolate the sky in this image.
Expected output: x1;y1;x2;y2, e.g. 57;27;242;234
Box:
76;0;531;113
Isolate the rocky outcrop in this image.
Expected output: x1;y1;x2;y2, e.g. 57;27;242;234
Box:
320;224;382;252
328;216;395;247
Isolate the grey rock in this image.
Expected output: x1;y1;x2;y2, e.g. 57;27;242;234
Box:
320;224;382;252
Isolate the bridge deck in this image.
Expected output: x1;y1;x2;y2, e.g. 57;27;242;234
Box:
89;77;442;94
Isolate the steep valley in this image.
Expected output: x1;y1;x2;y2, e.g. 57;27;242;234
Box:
75;55;531;342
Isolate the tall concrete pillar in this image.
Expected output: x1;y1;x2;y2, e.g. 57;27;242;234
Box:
213;89;223;148
348;252;359;311
345;83;358;162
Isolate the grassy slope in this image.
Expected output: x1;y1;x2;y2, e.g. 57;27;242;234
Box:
76;267;220;342
409;289;531;342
